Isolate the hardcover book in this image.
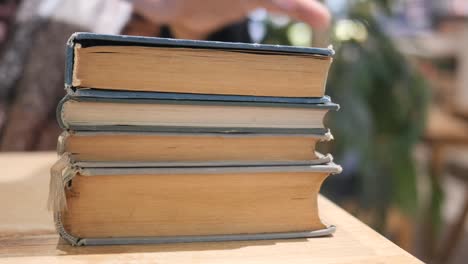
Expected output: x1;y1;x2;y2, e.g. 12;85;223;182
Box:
66;32;334;98
58;131;334;166
50;162;342;246
56;95;338;133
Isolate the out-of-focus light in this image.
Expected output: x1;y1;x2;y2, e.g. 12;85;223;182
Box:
269;14;290;27
249;8;268;21
248;9;267;43
334;19;354;41
326;0;349;15
287;22;312;47
334;19;368;43
353;21;368;42
249;20;266;43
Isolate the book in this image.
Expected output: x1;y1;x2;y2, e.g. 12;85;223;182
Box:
58;131;333;165
57;96;338;133
51;163;342;246
66;32;334;98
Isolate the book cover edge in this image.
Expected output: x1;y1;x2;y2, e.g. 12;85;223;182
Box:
70;89;336;105
71;32;335;56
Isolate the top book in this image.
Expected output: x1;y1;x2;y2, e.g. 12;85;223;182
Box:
66;33;334;98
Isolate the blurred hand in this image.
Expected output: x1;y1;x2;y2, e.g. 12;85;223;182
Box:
133;0;330;39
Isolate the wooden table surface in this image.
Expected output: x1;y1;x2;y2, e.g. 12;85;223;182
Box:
0;152;422;263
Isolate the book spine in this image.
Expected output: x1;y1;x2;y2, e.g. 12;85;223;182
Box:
56;131;70;155
56;96;70;130
54;212;83;246
64;33;77;91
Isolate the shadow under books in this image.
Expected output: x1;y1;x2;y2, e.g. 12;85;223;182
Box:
53;236;332;256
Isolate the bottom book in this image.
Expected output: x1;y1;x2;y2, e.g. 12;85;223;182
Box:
49;161;341;246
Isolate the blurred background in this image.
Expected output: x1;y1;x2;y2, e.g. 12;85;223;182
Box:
0;0;467;263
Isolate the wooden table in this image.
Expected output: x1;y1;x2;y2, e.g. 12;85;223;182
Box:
0;152;422;263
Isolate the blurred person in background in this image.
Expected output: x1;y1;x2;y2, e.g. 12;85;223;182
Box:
0;0;18;48
0;0;330;151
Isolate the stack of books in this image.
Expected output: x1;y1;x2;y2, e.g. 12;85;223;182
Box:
49;33;342;246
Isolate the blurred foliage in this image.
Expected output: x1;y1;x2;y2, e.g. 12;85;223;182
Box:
263;0;430;228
